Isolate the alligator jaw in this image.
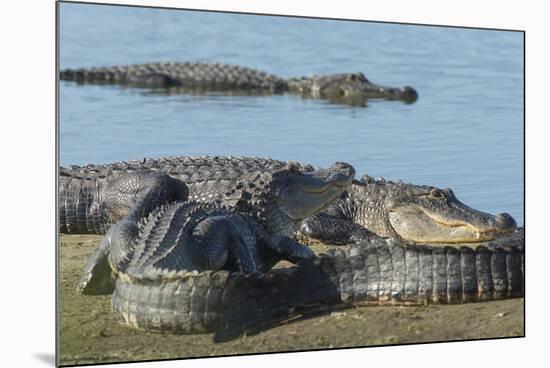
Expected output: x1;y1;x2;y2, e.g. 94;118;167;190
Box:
298;163;355;194
388;205;517;244
356;84;418;104
278;162;355;220
335;73;418;104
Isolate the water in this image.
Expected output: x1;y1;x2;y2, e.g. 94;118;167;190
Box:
58;3;524;224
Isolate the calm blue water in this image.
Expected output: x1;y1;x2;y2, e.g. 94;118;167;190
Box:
59;3;524;224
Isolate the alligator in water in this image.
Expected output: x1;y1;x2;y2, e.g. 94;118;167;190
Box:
62;156;519;244
59;62;418;105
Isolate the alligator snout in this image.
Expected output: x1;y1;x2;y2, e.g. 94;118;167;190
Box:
375;85;418;104
493;213;517;231
280;161;355;220
401;86;418;104
326;162;356;186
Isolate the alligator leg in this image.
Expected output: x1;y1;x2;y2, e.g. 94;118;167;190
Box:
190;215;258;274
76;234;115;295
299;212;376;245
258;235;315;271
77;216;140;294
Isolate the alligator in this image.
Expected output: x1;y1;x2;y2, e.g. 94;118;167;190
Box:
298;174;518;245
63;157;523;340
72;161;356;294
59;61;418;105
60;156;314;234
213;228;524;341
59;169;189;234
108;227;524;340
62;156;519;245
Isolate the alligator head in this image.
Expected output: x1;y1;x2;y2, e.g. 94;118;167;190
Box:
358;176;517;243
225;162;355;234
306;73;418;104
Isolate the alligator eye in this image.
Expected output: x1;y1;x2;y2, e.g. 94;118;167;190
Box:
430;189;446;199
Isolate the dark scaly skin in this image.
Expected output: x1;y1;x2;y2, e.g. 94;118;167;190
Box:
64;158;523;339
59;169;188;234
62;157;329;296
214;227;524;341
106;201;314;277
63;156;313;181
299;176;518;245
107;228;524;339
78;163;356;332
102;199;319;290
61;157;518;245
60;61;418;105
59;156;313;234
76;162;355;293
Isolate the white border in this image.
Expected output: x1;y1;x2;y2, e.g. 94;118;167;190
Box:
2;1;548;367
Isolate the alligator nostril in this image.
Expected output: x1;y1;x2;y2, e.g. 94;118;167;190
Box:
325;162;356;183
333;162;355;173
495;213;517;230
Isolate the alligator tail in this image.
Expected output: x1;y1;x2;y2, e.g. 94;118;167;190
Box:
59;66;130;84
109;231;524;341
110;269;324;336
215;232;524;341
111;272;231;334
336;236;525;305
59;173;107;234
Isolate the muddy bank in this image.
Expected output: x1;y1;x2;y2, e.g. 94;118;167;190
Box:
59;234;524;366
